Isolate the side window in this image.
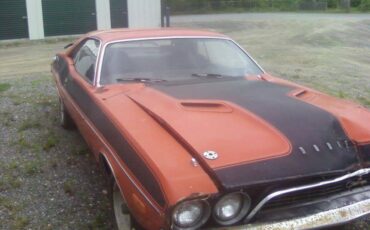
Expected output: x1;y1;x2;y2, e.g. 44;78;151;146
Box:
73;39;100;83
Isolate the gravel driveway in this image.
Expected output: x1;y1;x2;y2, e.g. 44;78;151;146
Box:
0;75;114;229
0;12;369;229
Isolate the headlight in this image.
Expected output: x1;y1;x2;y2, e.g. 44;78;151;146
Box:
213;192;251;225
172;199;210;230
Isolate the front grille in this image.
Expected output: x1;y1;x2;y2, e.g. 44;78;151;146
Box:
262;173;370;210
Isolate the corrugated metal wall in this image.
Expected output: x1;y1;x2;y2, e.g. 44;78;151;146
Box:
128;0;161;28
0;0;29;40
0;0;162;40
42;0;97;36
110;0;128;28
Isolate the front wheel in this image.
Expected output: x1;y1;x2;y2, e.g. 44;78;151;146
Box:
112;182;134;230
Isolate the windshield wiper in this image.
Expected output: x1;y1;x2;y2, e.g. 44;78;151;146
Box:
116;78;167;83
192;73;225;78
191;73;244;79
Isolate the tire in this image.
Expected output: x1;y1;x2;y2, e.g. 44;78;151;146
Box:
111;181;136;230
59;99;75;129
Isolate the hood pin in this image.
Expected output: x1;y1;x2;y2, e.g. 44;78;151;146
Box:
203;151;218;160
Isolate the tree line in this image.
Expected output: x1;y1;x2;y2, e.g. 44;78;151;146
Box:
167;0;370;13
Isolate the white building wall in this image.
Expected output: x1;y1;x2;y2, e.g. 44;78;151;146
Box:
95;0;111;30
26;0;44;40
127;0;161;28
22;0;161;40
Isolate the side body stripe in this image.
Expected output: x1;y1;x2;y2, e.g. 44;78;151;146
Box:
55;57;166;207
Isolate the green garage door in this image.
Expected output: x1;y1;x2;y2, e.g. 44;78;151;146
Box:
110;0;128;28
42;0;97;36
0;0;28;40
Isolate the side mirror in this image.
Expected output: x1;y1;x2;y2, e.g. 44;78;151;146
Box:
52;55;59;62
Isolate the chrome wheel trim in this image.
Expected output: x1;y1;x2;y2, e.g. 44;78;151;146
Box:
113;183;132;230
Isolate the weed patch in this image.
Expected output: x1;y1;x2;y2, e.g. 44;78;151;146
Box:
63;180;75;196
24;160;43;176
74;146;90;156
0;175;22;191
43;133;59;151
0;196;19;212
0;111;13;127
357;97;370;107
12;216;30;229
18;119;42;132
0;83;11;93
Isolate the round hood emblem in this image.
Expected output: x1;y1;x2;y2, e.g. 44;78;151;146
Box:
203;151;218;160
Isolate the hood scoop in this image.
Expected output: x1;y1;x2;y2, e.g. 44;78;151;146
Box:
180;101;233;113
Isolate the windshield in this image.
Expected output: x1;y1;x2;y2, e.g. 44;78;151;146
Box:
100;38;263;85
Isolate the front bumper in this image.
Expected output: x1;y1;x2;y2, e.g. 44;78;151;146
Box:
236;198;370;230
208;169;370;230
210;195;370;230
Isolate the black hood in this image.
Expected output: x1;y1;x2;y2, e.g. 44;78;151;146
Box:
149;78;361;189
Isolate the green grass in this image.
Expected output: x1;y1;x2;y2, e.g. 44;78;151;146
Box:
0;111;12;127
18;119;42;132
63;180;75;196
6;160;20;171
24;160;43;176
338;90;347;99
73;146;90;156
0;196;19;212
12;216;30;229
0;175;22;191
0;196;29;229
89;212;110;230
0;36;76;49
16;134;33;150
0;161;22;191
35;98;55;107
171;6;369;15
0;83;11;93
357;97;370;107
43;133;59;151
31;79;46;87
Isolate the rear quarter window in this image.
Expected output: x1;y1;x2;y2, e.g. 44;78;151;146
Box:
73;39;100;83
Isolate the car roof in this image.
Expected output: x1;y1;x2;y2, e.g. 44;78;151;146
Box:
87;28;228;43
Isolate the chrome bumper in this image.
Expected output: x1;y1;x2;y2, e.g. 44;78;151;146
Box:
225;198;370;230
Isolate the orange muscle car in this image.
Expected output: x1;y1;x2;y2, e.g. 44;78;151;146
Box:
51;28;370;230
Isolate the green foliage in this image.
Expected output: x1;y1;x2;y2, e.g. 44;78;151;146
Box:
357;96;370;107
351;0;362;7
360;0;370;10
0;172;22;191
0;83;11;93
24;160;43;175
12;216;30;229
18;119;41;132
327;0;338;8
167;0;369;13
43;134;58;151
169;0;301;12
63;180;75;196
270;0;299;10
